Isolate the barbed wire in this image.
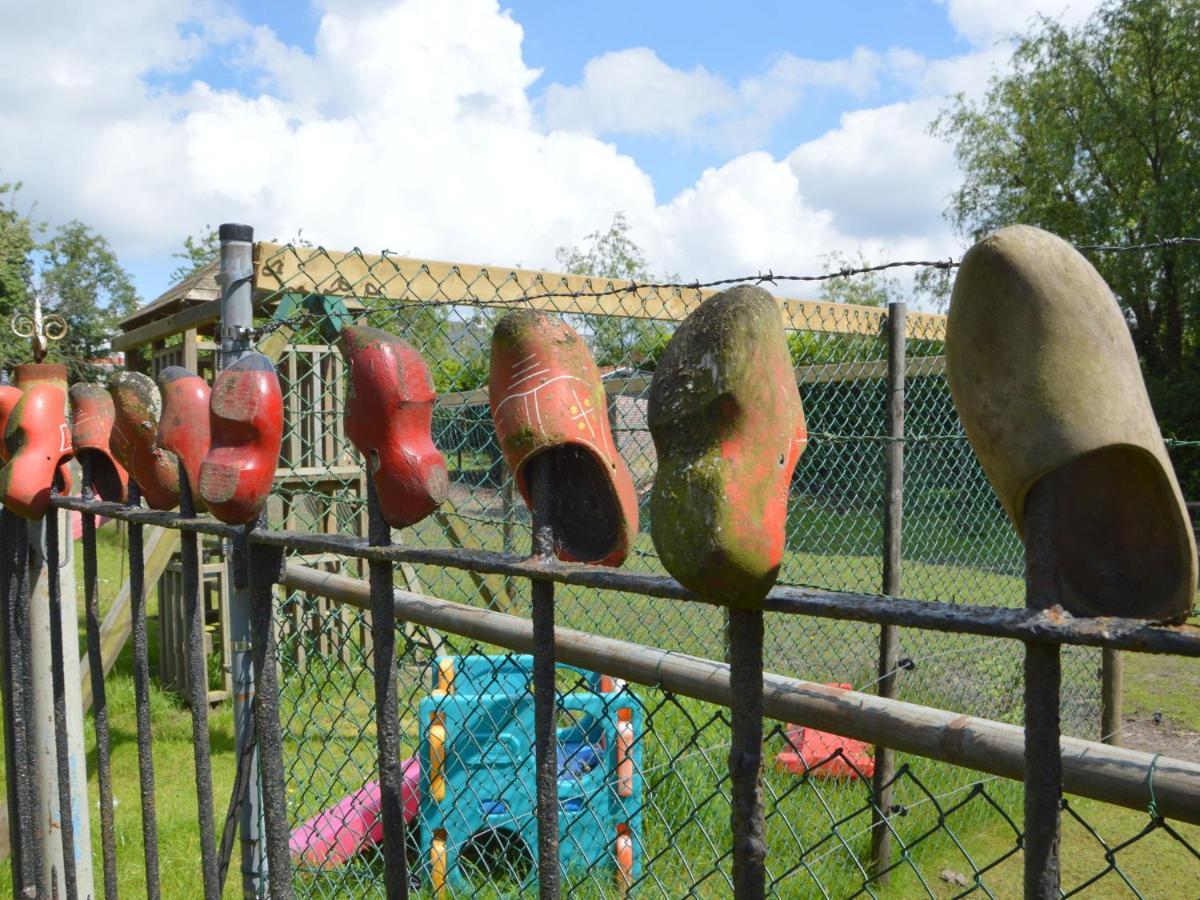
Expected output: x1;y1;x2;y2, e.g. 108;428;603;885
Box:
250;234;1200;339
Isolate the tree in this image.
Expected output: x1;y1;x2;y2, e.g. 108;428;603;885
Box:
170;225;219;284
555;212;673;369
0;181;40;372
933;0;1200;489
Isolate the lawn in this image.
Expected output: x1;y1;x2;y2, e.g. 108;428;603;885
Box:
0;516;1196;898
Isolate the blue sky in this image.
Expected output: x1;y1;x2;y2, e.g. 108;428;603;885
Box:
0;0;1101;303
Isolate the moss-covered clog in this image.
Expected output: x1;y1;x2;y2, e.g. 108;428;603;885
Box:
109;370;180;510
648;286;807;606
947;224;1196;620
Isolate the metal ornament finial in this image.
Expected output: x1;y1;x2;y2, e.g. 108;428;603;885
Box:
11;295;68;362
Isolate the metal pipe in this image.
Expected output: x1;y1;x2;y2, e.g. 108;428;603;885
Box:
279;562;1200;826
529;461;560;899
180;466;220;899
47;497;1200;658
128;481;163;899
366;477;410;898
872;300;905;879
728;608;765;898
219;222;266;897
81;460;119;899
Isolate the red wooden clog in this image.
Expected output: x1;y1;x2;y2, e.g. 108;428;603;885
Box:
109;371;180;510
341;325;448;528
198;353;283;525
0;365;73;519
0;385;23;463
489;310;638;566
157;366;212;505
648;286;807;605
69;383;129;502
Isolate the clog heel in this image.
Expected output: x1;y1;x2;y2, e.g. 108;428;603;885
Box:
947;224;1196;620
489;310;638;566
109;371;180;510
648;286;807;605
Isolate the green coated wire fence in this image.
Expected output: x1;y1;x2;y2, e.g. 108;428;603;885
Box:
231;241;1197;897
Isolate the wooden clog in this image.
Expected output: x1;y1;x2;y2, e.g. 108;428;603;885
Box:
69;383;129;502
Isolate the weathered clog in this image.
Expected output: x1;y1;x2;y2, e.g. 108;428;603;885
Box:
0;385;23;463
109;371;180;510
648;286;807;606
947;224;1197;620
157;366;212;505
1;364;73;518
489;310;638;566
198;354;283;525
341;326;448;528
69;383;129;502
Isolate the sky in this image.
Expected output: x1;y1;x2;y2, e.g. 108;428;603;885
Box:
0;0;1105;303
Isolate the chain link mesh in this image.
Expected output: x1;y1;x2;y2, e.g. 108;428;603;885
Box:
244;242;1197;896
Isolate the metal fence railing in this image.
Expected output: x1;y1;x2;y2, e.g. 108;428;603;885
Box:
1;228;1199;899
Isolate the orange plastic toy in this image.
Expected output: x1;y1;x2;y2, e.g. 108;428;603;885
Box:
774;684;875;780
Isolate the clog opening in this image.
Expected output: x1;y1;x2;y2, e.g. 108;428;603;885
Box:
525;446;622;563
78;450;124;503
1026;445;1192;619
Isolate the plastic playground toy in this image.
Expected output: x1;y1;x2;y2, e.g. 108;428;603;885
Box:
69;383;129;502
198;353;284;525
340;324;448;527
648;285;807;605
774;686;875;780
109;370;180;510
488;310;638;566
947;225;1197;620
418;654;643;893
289;758;420;869
0;365;73;519
156;366;212;504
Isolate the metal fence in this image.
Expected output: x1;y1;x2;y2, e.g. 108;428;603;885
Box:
1;229;1199;899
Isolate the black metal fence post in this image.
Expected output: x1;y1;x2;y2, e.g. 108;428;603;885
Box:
529;460;561;899
871;300;905;879
180;465;221;899
127;480;163;899
727;607;766;898
367;476;411;898
81;459;119;899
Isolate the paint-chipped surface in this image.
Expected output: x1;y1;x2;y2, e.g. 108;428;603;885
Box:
109;370;180;510
488;309;639;566
68;383;128;502
198;353;283;525
648;286;807;606
156;366;212;507
0;365;73;518
341;325;448;528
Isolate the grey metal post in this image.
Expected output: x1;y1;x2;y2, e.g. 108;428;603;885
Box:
871;301;904;879
219;223;266;897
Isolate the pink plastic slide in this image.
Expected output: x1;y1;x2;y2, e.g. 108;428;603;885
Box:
290;757;420;868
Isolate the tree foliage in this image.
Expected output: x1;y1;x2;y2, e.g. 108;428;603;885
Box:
0;182;139;381
170;225;219;284
934;0;1200;489
555;212;673;369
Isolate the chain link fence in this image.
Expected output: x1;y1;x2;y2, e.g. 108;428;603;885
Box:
242;241;1194;896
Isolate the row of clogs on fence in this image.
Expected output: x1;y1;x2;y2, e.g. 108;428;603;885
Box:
0;224;1194;619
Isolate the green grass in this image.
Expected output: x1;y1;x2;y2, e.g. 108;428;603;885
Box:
0;518;1196;898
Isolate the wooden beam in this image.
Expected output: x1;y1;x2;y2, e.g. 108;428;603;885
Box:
112;300;221;352
253;242;947;340
433;510;514;614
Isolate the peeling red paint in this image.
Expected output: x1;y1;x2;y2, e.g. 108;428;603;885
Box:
157;367;212;508
0;364;73;518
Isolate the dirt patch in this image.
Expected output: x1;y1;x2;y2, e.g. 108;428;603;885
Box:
1119;714;1200;763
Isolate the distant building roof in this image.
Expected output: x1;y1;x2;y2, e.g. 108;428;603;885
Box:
120;259;219;331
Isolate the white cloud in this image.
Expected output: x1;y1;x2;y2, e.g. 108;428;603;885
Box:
543;46;883;149
936;0;1104;45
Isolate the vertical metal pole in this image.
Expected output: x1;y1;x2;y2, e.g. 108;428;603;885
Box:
728;607;766;899
180;466;221;899
219;222;266;897
871;300;905;879
128;480;163;899
1101;649;1123;746
44;488;78;900
243;527;293;900
1;508;43;898
529;461;560;899
367;478;411;898
81;460;119;899
1022;491;1062;899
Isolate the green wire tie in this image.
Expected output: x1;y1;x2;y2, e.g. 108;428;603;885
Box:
1146;753;1162;820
